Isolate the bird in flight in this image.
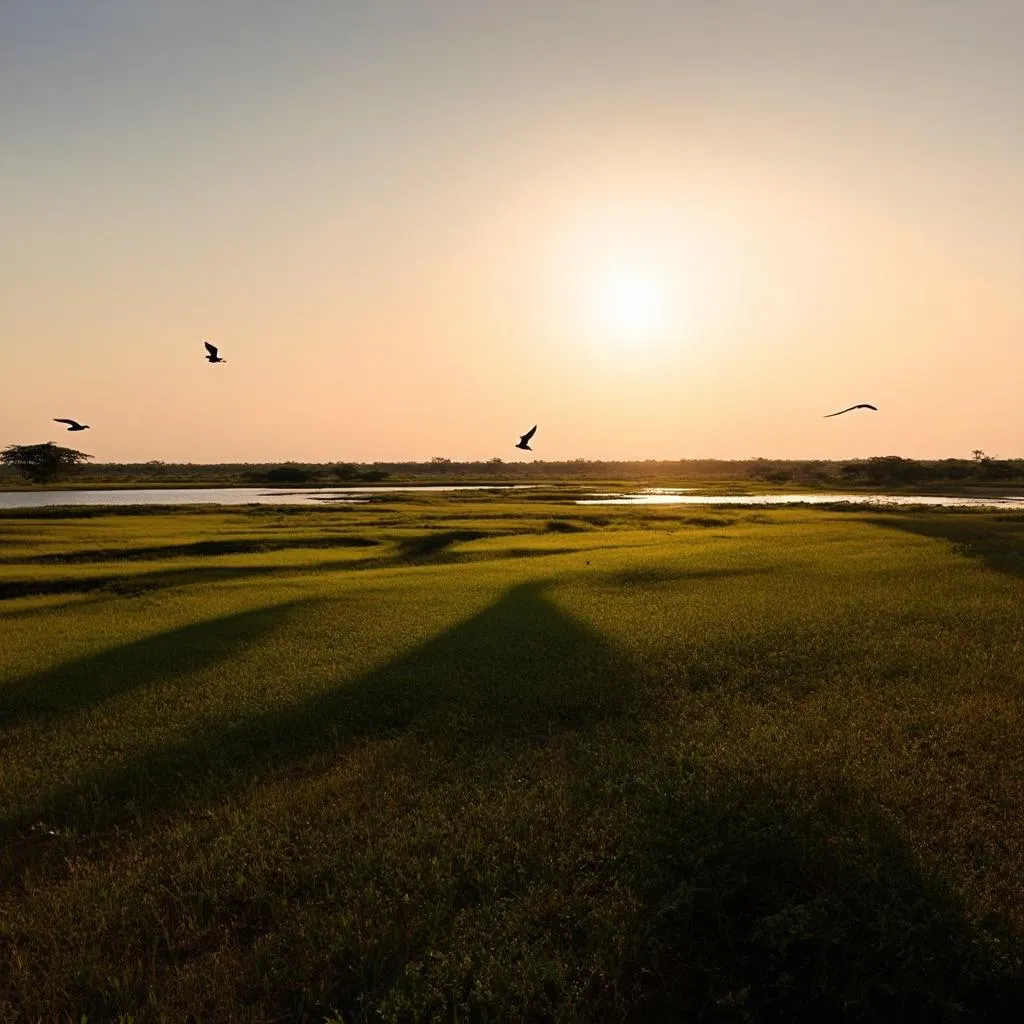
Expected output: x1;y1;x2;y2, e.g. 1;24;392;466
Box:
824;404;877;418
53;418;90;432
515;425;537;451
204;341;226;363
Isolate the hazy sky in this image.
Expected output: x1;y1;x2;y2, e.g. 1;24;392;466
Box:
2;1;1022;462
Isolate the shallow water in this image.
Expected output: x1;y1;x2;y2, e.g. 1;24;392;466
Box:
576;489;1024;509
0;485;527;510
0;485;1021;511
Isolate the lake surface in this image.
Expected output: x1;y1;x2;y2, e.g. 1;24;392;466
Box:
0;485;528;510
0;485;1021;511
577;489;1024;508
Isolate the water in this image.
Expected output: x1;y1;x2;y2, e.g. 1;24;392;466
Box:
0;485;1021;511
0;485;529;510
576;489;1024;508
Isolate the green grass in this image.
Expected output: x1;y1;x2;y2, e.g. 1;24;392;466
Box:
1;498;1023;1022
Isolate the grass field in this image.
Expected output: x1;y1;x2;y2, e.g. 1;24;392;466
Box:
2;496;1023;1021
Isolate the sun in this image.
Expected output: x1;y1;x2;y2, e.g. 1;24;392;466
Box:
585;262;674;348
602;271;666;339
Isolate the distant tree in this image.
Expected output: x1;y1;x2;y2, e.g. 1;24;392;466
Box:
333;463;358;481
864;455;929;485
487;457;503;465
0;442;93;484
260;465;312;484
430;457;452;464
972;449;988;463
359;469;390;482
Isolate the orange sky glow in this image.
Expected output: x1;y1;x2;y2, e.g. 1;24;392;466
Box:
2;2;1021;463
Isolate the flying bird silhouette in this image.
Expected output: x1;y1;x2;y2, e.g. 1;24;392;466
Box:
204;341;226;363
824;404;877;418
53;418;89;431
515;425;537;451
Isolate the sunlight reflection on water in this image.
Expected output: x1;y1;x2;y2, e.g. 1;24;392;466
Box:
0;485;1021;511
576;490;1024;508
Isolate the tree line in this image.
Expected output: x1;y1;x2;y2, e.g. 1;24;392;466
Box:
3;442;1024;488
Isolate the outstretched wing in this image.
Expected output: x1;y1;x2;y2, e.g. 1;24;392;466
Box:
204;341;218;358
520;424;537;443
53;418;79;427
824;404;876;418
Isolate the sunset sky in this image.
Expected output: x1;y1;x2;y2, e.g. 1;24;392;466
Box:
2;1;1021;463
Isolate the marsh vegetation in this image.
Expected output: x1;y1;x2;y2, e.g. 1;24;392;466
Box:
1;494;1022;1021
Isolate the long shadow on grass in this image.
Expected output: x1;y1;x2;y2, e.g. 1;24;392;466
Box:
0;532;589;603
0;560;367;601
6;588;1023;1020
0;601;309;728
598;567;771;587
4;535;380;565
615;772;1022;1022
1;582;633;839
293;769;1022;1021
863;513;1024;581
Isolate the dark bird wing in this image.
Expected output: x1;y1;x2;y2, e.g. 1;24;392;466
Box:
53;418;80;428
520;425;537;443
204;341;219;358
824;404;877;418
